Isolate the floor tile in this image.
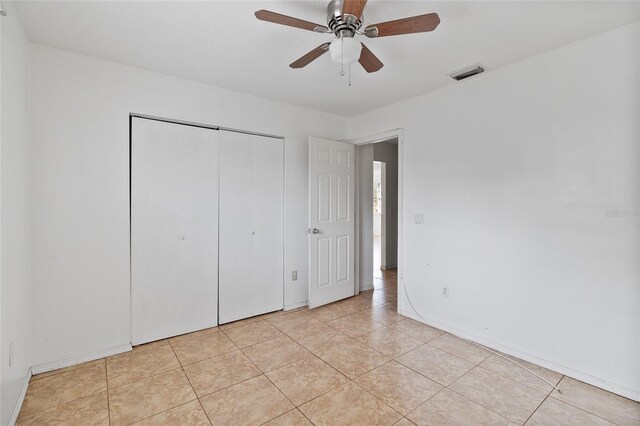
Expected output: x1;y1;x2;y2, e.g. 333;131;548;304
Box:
108;368;196;426
31;359;105;381
260;307;309;320
299;381;402;426
219;315;263;331
351;293;382;311
552;376;640;426
168;327;219;345
407;389;514;426
356;327;422;358
223;320;283;348
199;375;293;425
307;303;358;322
396;344;474;386
449;367;547;424
373;290;397;306
20;362;107;416
393;418;416;426
427;334;491;365
170;331;237;365
125;340;171;356
264;409;313;425
525;397;614;425
479;353;562;394
17;392;109;426
107;344;180;388
316;339;390;379
354;361;442;415
358;305;405;326
266;356;349;406
132;400;211;425
389;319;444;342
267;311;324;335
183;350;261;397
288;324;353;354
242;336;312;372
327;312;385;338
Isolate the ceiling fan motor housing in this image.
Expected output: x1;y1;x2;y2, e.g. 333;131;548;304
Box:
327;0;363;38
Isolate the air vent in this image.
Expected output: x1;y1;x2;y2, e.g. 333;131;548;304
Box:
450;64;485;81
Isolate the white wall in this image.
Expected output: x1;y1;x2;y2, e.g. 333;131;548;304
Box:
1;2;32;424
29;43;348;368
373;162;382;237
349;22;640;400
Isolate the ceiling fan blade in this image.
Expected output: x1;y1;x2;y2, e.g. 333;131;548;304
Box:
343;0;368;19
290;43;331;69
364;13;440;38
255;10;329;33
358;44;383;73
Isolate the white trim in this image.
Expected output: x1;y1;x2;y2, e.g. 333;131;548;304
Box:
360;284;374;292
350;129;404;146
284;301;308;311
398;307;640;402
350;129;405;309
8;368;32;426
31;344;132;375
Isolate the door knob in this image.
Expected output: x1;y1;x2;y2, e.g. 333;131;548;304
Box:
311;228;320;235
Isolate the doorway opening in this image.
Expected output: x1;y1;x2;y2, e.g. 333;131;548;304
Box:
355;133;400;310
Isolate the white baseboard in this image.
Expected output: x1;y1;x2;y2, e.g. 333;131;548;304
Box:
398;307;640;402
31;344;132;375
284;301;308;311
360;284;374;292
8;368;32;426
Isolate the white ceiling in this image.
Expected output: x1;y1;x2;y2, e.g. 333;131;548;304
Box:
14;1;640;117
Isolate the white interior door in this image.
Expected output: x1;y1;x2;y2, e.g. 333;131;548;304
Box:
309;137;355;308
218;131;284;324
131;118;219;345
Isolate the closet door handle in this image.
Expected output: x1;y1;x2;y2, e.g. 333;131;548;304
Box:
310;228;321;235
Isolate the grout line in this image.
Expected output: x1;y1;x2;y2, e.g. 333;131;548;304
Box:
105;358;111;426
545;392;626;426
523;391;552;425
18;362;109;419
443;386;518;424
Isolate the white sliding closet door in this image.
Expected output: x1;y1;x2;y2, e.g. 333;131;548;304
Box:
219;131;284;324
131;118;219;345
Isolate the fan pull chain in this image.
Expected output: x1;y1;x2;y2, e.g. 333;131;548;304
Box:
349;63;352;86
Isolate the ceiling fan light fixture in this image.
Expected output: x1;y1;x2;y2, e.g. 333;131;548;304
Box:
329;37;362;65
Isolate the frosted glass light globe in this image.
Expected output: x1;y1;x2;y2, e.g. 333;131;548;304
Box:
329;37;362;65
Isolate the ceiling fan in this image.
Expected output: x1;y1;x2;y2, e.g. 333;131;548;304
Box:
255;0;440;73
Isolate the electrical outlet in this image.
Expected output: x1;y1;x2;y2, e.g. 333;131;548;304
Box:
9;342;14;367
441;287;449;297
415;213;424;225
291;270;298;281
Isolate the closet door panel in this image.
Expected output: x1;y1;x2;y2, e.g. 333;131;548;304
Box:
131;118;219;345
219;132;284;324
218;134;255;323
250;136;285;314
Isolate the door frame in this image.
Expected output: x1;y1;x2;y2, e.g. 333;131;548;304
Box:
351;129;404;312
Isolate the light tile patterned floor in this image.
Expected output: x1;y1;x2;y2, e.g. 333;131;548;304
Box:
17;270;640;425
